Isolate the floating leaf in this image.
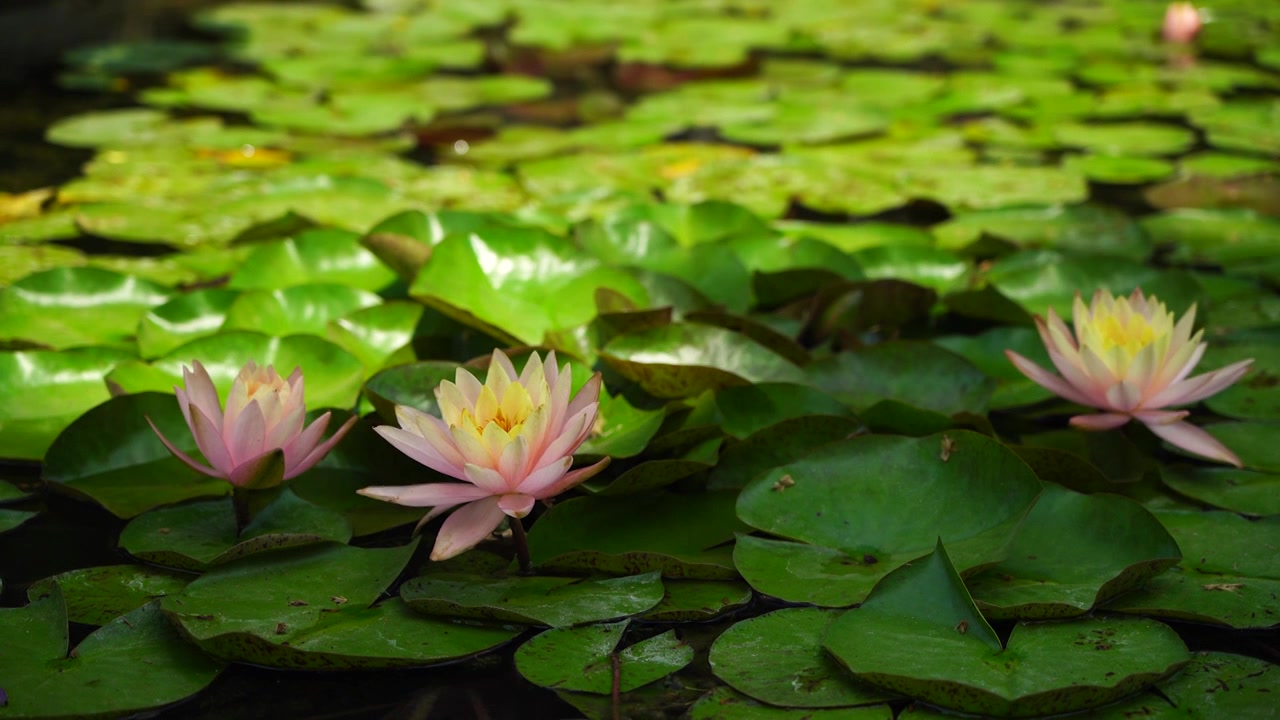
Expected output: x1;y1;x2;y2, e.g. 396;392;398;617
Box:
136;288;240;359
221;283;382;337
401;571;664;627
639;579;752;622
26;565;191;625
228;228;397;291
515;620;692;694
0;267;172;350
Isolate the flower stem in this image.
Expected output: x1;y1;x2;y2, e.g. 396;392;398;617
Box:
510;516;533;575
232;487;251;536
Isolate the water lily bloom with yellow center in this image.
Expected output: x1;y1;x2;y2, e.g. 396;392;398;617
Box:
1006;289;1253;466
359;349;609;563
1162;2;1203;43
148;360;356;489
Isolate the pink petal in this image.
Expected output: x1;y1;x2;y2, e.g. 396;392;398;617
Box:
530;457;611;500
1143;420;1243;467
1133;409;1189;426
498;435;528;486
282;411;329;472
514;456;571;496
454;370;483;407
375;425;467;480
430;496;506;561
491;349;519;382
189;405;235;476
357;482;492;507
532;408;591;471
397;405;468;471
285;413;357;479
463;463;512;494
228;448;286;489
1147;359;1253;408
519;351;546;388
265;401;306;451
498;493;536;518
1069;413;1132;431
1044;347;1110;407
226;399;266;466
146;416;222;479
545;363;573;436
183;361;223;426
566;373;602;425
1105;381;1142;413
1005;350;1098;407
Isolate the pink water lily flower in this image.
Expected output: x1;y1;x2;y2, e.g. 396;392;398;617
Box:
359;349;609;562
1162;2;1203;43
1006;289;1253;467
148;360;356;489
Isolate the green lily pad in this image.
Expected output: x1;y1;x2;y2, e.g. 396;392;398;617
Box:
26;565;192;625
1092;652;1280;718
0;586;225;718
44;108;215;148
602;324;804;399
528;491;747;579
714;383;856;439
576;392;666;459
709;608;898;708
1142;209;1280;267
806;341;994;418
0;267;172;350
708;415;863;491
42;392;229;518
968;483;1181;619
1053;122;1196;156
0;244;86;287
161;540;514;668
401;571;664;627
1190;101;1280;157
1105;510;1280;629
934;327;1055;409
514;620;693;694
898;166;1087;211
1064;154;1176;184
228;228;397;292
324;301;422;374
411;225;647;345
850;245;968;294
734;432;1042;606
823;541;1189;717
933;204;1151;260
639;579;752;621
106;330;365;410
1193;421;1280;472
1178;152;1280;179
0;346;134;460
221;283;382;337
136;288;240;359
0;509;38;535
689;688;894;720
119;488;353;572
1160;465;1280;517
0;210;81;245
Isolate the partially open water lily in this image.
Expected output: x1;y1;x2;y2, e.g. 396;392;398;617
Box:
148;360;356;489
1006;289;1253;466
359;349;609;565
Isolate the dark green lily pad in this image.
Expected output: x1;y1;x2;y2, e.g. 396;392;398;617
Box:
1142;209;1280;267
806;341;994;417
689;688;894;720
639;579;752;622
985;249;1202;318
707;414;862;491
1105;510;1280;629
43;392;229;518
603;324;804;399
401;571;664;627
161;541;514;668
528;491;747;579
710;608;898;708
0;586;225;718
734;432;1041;606
0;347;134;460
1160;465;1280;517
0;267;172;350
1193;422;1280;472
514;620;693;694
576;392;666;459
26;565;192;626
824;541;1189;718
934;327;1055;409
714;383;856;439
1091;652;1280;718
119;488;353;572
968;483;1181;619
0;509;38;535
932;203;1151;260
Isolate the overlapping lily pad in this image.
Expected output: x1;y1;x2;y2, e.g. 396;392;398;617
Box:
26;565;192;625
734;431;1042;606
0;267;172;350
402;571;665;627
514;619;693;694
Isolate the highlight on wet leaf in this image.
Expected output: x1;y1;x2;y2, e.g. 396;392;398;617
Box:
1005;288;1253;466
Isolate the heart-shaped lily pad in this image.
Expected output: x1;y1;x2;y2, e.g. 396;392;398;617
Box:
119;487;353;571
400;571;664;627
805;341;994;419
823;540;1189;717
968;483;1181;619
0;586;225;718
1089;652;1280;718
514;619;693;694
228;228;398;291
221;283;382;337
639;579;752;622
324;301;422;374
0;347;134;460
43;392;229;518
734;432;1042;606
710;608;898;708
1159;464;1280;517
135;288;240;359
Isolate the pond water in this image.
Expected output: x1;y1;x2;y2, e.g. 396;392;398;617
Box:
1;0;1279;718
